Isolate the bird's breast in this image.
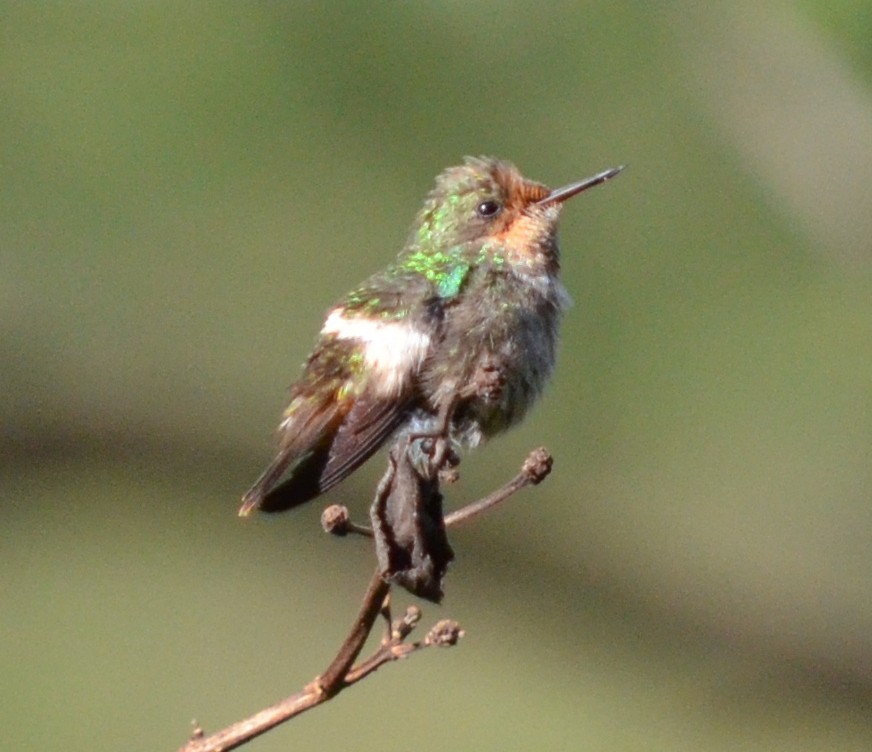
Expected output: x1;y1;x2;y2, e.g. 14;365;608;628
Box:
423;268;567;439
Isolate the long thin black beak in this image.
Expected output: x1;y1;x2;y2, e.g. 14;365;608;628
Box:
536;165;624;206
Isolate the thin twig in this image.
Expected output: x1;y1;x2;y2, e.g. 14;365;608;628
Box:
323;447;554;537
346;618;464;684
316;567;389;694
445;447;552;528
177;447;551;752
177;567;387;752
176;576;454;752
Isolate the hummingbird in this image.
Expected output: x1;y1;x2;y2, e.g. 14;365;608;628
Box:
240;157;622;517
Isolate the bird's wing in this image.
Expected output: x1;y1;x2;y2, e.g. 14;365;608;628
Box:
244;269;452;515
238;395;348;516
317;392;415;491
254;391;415;514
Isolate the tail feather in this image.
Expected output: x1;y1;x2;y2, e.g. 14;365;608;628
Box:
240;397;346;516
257;446;333;513
241;393;413;516
238;450;297;516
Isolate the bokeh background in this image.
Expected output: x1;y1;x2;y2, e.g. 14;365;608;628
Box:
4;3;872;750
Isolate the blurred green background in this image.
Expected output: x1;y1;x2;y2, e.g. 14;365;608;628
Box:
4;3;872;750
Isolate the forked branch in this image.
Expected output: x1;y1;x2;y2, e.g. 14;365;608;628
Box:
177;447;552;752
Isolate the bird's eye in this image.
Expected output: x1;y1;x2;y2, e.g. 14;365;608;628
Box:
476;200;502;218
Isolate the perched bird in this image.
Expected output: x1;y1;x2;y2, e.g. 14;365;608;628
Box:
240;157;622;516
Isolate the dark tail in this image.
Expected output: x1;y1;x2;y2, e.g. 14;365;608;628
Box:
238;445;331;516
239;397;411;515
257;447;333;513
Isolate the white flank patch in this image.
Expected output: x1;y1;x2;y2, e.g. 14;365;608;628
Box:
322;308;431;396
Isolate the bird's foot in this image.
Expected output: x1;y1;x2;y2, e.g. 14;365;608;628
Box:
406;435;460;481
